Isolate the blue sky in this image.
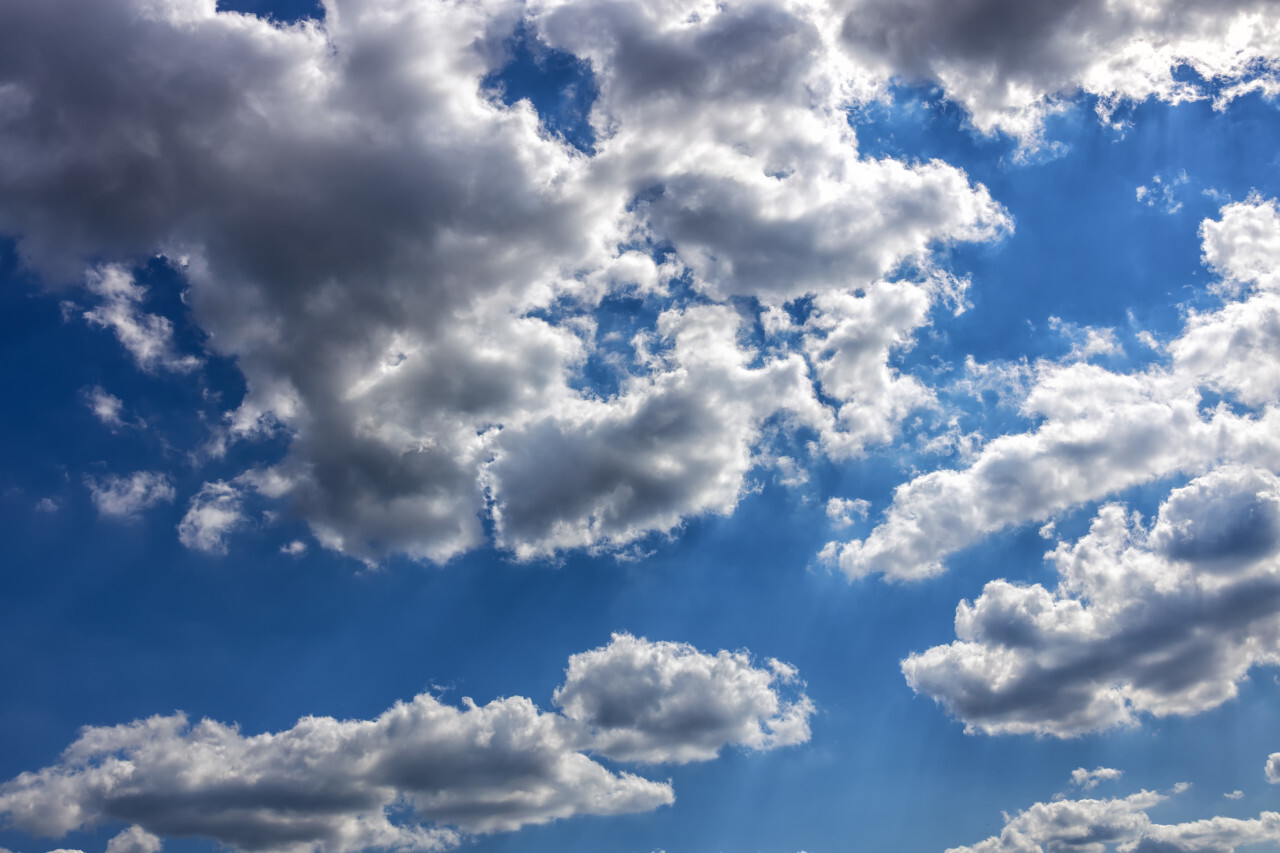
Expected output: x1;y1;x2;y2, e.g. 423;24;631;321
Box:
3;1;1280;852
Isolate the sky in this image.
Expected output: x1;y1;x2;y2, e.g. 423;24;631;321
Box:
3;1;1280;852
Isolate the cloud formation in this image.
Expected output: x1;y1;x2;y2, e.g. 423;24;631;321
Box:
948;783;1280;853
828;198;1280;582
86;471;176;519
0;636;809;853
0;0;1008;565
554;632;813;763
839;0;1280;147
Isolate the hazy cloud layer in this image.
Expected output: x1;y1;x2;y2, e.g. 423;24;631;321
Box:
0;636;808;853
839;0;1280;147
948;783;1280;853
0;0;1008;564
828;198;1280;582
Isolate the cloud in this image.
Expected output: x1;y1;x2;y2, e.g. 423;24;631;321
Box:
86;471;176;519
0;636;804;853
0;0;1009;565
1225;790;1244;800
81;266;200;374
947;787;1280;853
105;827;162;853
177;480;245;554
902;465;1280;736
826;497;870;528
1266;753;1280;783
838;0;1280;148
1072;767;1124;791
553;633;813;763
826;198;1280;582
83;386;128;428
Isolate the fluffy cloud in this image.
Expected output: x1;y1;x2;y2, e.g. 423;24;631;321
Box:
902;465;1280;736
827;198;1280;582
553;633;813;763
105;827;162;853
0;0;1008;565
1266;753;1280;784
177;480;246;553
0;636;806;853
1073;767;1124;791
839;0;1280;148
947;787;1280;853
86;471;176;519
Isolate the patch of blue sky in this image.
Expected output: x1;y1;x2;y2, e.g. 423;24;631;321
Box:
486;23;599;154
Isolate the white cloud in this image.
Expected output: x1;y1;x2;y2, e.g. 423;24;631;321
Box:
1266;753;1280;784
0;0;1010;565
280;539;307;556
553;633;814;764
838;0;1280;149
177;480;245;554
0;636;805;853
902;465;1280;736
947;787;1280;853
826;497;871;528
827;198;1280;582
1072;767;1124;791
84;386;127;428
1137;171;1189;215
86;471;175;519
81;266;200;374
1226;790;1245;800
105;827;161;853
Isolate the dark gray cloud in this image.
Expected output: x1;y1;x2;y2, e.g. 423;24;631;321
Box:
838;0;1280;146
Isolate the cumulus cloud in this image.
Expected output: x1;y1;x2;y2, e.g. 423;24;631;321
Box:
1266;753;1280;783
947;788;1280;853
827;198;1280;582
86;471;176;519
553;633;813;763
0;0;1008;565
105;827;162;853
177;480;245;553
0;636;804;853
839;0;1280;148
826;497;870;528
902;465;1280;736
1073;767;1124;791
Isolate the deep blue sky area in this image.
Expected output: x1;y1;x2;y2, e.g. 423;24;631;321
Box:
3;3;1280;853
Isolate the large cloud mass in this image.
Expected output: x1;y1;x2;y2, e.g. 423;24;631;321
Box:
0;0;1013;564
0;636;810;853
883;199;1280;736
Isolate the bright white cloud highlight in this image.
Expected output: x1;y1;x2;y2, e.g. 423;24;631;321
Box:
81;266;200;374
0;636;807;853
